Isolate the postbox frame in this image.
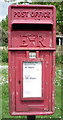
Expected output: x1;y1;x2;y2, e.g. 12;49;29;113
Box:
8;4;56;116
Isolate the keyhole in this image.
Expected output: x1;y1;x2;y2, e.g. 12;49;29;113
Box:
18;81;20;84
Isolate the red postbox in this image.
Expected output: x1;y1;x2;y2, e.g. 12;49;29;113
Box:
8;5;56;116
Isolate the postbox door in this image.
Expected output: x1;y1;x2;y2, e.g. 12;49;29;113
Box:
15;51;54;112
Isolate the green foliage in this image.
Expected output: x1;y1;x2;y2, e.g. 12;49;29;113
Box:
1;29;8;46
0;16;8;46
56;2;63;34
56;53;63;64
2;16;8;46
2;16;8;31
0;49;2;62
0;26;2;46
1;49;8;63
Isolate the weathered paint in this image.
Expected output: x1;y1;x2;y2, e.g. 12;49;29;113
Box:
8;4;56;116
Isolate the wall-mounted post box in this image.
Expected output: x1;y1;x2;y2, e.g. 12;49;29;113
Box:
8;5;56;116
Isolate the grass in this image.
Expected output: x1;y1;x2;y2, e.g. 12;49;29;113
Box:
0;63;62;119
0;62;8;66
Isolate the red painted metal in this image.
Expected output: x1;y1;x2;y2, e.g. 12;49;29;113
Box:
8;5;56;116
